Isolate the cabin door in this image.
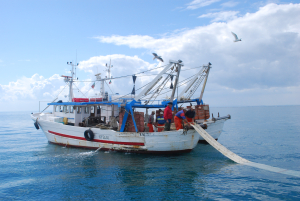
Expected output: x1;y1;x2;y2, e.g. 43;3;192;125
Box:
90;106;95;117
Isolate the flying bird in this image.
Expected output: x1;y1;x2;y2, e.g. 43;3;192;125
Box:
152;53;164;62
231;32;241;42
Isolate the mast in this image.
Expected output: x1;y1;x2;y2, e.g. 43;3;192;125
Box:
95;73;102;97
66;61;79;102
106;59;113;79
199;62;211;101
169;60;183;103
99;60;113;98
176;62;211;101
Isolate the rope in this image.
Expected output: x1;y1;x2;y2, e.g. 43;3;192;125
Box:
40;84;68;112
105;81;114;94
73;66;201;83
141;73;196;99
73;84;88;98
83;83;94;97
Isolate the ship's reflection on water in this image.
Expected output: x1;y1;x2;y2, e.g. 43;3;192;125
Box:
40;144;235;200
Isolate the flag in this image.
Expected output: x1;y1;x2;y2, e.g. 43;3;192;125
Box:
109;80;112;84
91;82;95;89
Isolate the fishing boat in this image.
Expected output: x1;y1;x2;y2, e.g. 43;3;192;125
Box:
31;57;230;153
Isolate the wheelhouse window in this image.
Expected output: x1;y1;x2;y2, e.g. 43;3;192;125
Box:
63;106;67;113
70;106;74;113
85;107;89;114
77;107;81;114
97;106;101;114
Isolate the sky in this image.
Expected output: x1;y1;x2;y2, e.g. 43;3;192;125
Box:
0;0;299;111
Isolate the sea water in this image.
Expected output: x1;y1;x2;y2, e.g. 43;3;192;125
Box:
0;106;299;200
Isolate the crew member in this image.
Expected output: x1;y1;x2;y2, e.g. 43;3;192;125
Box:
156;111;166;132
164;102;173;131
185;107;195;123
174;109;190;130
147;111;155;132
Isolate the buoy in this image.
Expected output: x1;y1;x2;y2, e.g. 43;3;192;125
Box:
63;117;68;125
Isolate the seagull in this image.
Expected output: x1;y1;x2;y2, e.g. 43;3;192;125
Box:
231;32;241;42
152;53;164;62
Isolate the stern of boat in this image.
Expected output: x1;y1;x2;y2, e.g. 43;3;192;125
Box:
196;114;231;142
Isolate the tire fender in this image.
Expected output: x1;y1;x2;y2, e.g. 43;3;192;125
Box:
34;121;39;130
84;129;94;141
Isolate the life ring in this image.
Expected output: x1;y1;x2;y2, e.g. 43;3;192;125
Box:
84;129;94;141
34;121;39;130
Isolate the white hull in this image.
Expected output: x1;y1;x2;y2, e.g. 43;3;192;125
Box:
31;113;227;153
200;119;226;142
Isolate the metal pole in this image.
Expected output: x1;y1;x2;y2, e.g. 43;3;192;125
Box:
199;64;211;101
170;63;182;102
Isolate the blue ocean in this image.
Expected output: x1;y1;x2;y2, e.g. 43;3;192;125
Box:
1;106;300;200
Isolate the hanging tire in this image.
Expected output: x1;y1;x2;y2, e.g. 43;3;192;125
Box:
200;124;207;129
34;121;39;130
84;129;94;141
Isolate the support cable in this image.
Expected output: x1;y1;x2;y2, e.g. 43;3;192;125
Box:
40;84;68;112
73;65;201;83
105;81;114;94
144;68;175;100
73;84;88;98
145;74;171;104
141;73;196;100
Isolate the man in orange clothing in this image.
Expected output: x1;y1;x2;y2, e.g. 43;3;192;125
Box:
147;111;155;132
174;109;190;130
185;107;195;123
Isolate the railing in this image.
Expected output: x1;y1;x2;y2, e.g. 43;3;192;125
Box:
39;98;58;112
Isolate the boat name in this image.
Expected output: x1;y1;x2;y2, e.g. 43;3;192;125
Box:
139;133;154;136
99;135;109;140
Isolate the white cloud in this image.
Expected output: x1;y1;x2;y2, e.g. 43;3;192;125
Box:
78;54;158;96
0;74;66;102
186;0;221;10
95;3;300;106
79;54;156;78
198;11;239;22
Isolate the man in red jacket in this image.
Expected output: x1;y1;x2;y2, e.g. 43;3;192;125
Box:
164;102;173;131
